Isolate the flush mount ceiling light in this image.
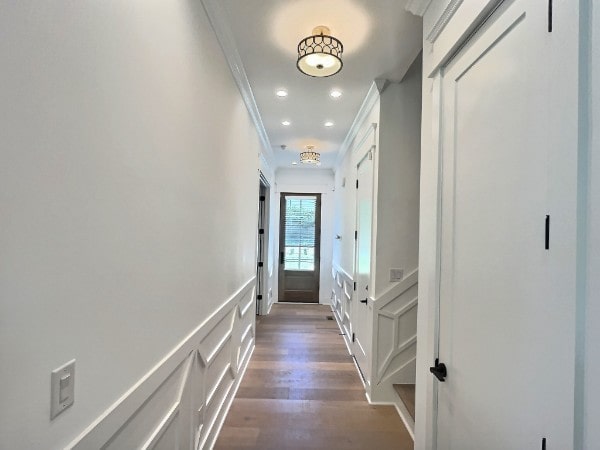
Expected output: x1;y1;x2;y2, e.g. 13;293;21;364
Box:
276;89;288;98
297;26;343;77
324;121;334;127
300;145;320;164
329;89;342;98
281;120;291;126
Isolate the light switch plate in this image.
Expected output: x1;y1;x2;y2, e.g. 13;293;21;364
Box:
389;268;404;282
51;359;75;419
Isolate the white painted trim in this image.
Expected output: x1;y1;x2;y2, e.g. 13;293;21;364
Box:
374;269;419;305
66;277;256;450
423;0;504;76
206;345;255;450
332;263;354;283
200;0;275;168
405;0;433;17
335;82;382;168
365;397;415;441
141;402;180;450
426;0;464;43
353;126;378;158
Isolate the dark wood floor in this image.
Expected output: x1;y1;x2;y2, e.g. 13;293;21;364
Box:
214;304;414;450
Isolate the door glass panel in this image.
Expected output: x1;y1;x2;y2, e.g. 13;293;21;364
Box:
283;196;317;271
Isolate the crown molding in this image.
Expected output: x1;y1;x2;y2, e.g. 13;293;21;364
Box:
405;0;433;17
200;0;275;171
334;81;383;168
426;0;464;43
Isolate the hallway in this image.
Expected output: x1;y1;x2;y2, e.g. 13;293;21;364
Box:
214;305;413;449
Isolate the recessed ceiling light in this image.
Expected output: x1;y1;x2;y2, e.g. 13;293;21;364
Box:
324;121;334;127
281;120;291;126
330;89;342;98
292;162;298;165
276;89;288;98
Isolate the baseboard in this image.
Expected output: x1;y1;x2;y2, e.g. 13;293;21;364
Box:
66;278;256;450
365;395;415;441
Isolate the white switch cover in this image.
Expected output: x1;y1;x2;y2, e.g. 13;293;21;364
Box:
51;359;75;419
389;268;404;282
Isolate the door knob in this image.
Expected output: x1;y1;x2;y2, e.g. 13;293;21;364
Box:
429;358;447;382
360;298;368;304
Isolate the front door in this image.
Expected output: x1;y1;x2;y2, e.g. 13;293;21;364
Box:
353;150;374;382
278;193;321;303
435;1;577;449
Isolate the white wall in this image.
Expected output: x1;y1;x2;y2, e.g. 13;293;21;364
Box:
373;58;422;297
583;2;600;448
0;2;261;448
274;168;335;304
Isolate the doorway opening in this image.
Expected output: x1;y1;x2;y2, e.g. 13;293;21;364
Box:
278;193;321;303
256;174;270;315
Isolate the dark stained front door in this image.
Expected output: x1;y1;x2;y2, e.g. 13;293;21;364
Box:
278;193;321;303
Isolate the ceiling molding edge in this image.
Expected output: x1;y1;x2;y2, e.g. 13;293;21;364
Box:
334;81;382;168
200;0;275;171
405;0;433;17
426;0;464;43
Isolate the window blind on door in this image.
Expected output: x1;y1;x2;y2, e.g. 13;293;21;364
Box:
284;196;317;271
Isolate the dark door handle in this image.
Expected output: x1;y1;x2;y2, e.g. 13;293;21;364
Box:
360;298;368;304
280;252;284;264
429;358;447;382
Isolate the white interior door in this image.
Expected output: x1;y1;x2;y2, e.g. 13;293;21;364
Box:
435;1;577;449
353;150;374;383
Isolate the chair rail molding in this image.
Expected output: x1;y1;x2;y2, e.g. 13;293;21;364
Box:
66;277;257;450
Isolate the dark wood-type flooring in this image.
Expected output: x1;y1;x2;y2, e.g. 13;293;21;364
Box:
214;304;413;450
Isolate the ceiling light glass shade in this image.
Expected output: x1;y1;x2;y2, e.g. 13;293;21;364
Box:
297;26;343;77
300;146;321;164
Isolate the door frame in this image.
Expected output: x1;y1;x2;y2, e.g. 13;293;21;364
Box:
417;1;581;449
256;173;270;315
352;147;376;384
278;192;322;303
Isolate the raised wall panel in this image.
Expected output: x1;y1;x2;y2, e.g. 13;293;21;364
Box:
331;267;354;352
66;278;256;450
373;273;418;385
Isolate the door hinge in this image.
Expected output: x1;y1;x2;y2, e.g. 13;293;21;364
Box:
259;195;266;201
352;332;356;343
258;228;264;234
257;261;263;267
353;282;357;291
356;179;359;189
545;215;550;250
548;0;553;32
257;294;263;300
354;230;358;240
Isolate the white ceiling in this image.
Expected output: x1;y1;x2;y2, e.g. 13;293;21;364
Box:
216;0;423;171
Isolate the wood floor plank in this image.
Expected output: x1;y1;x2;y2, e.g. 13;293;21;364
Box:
214;304;413;450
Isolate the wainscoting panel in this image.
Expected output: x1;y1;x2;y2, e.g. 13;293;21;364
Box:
369;270;418;405
66;278;256;450
331;266;354;351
